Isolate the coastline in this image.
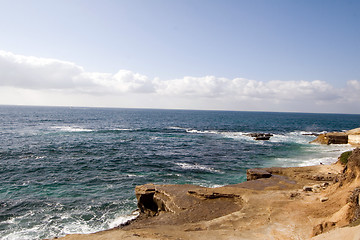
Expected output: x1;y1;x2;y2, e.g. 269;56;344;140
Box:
2;107;360;239
54;147;360;240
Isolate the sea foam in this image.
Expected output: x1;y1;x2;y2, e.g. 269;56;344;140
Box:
175;162;221;173
51;126;93;132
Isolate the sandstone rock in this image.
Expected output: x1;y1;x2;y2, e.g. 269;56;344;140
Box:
310;127;360;145
346;127;360;135
310;132;348;145
246;168;272;181
312;184;322;193
290;192;301;199
321;182;329;188
312;221;337;236
320;197;329;202
56;148;360;240
349;134;360;145
339;148;360;185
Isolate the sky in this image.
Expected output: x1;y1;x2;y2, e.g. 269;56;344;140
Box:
0;0;359;113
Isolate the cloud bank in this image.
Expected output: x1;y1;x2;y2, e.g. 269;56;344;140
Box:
0;50;358;113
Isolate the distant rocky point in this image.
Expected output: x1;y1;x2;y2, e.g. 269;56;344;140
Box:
310;127;360;145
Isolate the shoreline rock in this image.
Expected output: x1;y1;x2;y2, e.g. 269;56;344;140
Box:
55;148;360;240
246;168;272;180
310;127;360;145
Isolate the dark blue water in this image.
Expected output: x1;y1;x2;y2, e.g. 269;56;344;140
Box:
1;106;359;239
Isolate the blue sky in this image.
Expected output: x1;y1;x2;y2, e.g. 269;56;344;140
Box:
0;0;359;113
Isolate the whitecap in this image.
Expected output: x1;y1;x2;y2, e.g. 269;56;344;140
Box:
175;162;221;173
51;126;93;132
126;174;137;177
113;128;133;131
167;126;187;130
108;211;139;229
186;129;219;134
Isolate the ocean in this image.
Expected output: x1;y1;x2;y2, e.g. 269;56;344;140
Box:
0;105;359;240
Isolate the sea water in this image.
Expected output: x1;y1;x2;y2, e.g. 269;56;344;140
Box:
0;106;359;240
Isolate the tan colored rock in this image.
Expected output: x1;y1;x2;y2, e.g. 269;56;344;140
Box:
55;148;360;240
349;135;360;145
246;168;272;180
311;132;348;145
346;127;360;135
320;197;329;202
310;127;360;145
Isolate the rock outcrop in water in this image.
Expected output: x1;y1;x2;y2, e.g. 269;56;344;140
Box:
56;148;360;240
246;133;273;140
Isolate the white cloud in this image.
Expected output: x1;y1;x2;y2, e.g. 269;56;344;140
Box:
0;51;154;94
156;77;339;103
0;50;85;89
0;50;359;113
92;70;154;93
155;76;230;97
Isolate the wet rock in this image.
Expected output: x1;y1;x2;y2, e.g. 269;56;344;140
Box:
246;133;273;140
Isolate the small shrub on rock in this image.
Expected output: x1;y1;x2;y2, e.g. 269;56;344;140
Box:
339;151;352;165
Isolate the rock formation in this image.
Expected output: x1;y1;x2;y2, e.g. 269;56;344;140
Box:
310;132;348;144
245;133;273;140
347;128;360;145
310;127;360;145
246;168;272;180
56;148;360;240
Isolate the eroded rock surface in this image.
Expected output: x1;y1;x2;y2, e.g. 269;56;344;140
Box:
56;148;360;240
310;127;360;145
311;132;348;145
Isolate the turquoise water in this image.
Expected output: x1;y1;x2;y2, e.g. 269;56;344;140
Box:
0;106;359;239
